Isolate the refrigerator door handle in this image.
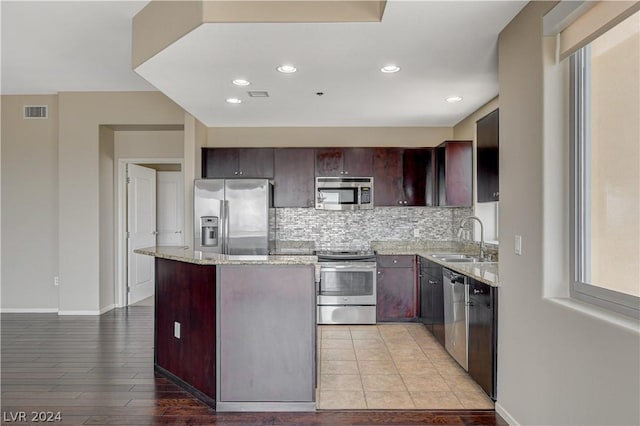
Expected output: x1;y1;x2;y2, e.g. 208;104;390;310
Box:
219;199;226;253
224;200;230;254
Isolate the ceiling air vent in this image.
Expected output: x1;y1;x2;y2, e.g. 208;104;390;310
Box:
23;105;48;119
247;91;269;98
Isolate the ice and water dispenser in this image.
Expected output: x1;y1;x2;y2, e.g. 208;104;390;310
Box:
200;216;219;247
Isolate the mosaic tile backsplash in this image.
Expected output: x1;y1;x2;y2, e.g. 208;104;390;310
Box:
275;207;473;251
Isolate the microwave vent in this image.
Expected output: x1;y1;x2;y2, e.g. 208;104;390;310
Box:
23;105;48;119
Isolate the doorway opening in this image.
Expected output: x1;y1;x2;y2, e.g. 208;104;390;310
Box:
116;159;184;307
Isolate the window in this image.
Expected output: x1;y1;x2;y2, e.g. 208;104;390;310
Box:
570;11;640;319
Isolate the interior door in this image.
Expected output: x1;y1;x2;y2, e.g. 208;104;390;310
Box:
156;171;184;246
127;164;157;305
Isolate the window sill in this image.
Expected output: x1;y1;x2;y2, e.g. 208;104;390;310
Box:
547;297;640;333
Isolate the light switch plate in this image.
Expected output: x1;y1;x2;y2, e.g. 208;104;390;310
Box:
413;229;420;237
515;235;522;255
174;321;181;339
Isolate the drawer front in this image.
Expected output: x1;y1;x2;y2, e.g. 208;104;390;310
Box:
317;305;376;325
468;280;492;309
377;255;414;268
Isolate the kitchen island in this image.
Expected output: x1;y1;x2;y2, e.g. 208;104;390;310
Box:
135;246;318;412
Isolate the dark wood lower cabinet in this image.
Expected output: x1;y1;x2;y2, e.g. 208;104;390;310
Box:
376;255;417;321
419;257;445;346
155;258;216;400
467;278;497;399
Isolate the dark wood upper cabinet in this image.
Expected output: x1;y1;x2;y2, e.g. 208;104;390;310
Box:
202;148;274;178
403;149;434;206
476;109;499;202
273;148;315;208
435;141;472;207
202;148;238;178
373;148;433;206
315;148;373;177
373;148;403;206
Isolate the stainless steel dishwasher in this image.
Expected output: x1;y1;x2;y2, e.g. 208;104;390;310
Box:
443;268;469;370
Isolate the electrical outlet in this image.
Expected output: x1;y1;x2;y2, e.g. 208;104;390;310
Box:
174;321;181;339
515;235;522;255
53;276;59;286
413;229;420;238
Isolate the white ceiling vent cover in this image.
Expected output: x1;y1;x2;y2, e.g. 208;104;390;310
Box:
23;105;48;119
247;91;269;98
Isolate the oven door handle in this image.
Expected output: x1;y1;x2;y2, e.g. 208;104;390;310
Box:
320;266;377;272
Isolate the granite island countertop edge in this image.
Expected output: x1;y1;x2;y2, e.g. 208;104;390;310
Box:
136;246;498;286
135;246;318;266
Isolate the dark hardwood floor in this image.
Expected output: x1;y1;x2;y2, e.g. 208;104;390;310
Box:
1;307;507;425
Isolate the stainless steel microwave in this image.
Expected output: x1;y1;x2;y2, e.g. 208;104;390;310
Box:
315;177;373;210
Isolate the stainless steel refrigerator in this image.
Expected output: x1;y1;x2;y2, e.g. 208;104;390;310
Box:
194;179;272;255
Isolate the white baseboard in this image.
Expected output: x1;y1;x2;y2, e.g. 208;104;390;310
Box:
99;304;115;314
3;305;116;316
0;308;58;313
495;402;520;426
58;310;101;316
58;304;116;316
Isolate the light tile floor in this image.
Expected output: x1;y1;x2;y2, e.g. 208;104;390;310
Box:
316;323;495;410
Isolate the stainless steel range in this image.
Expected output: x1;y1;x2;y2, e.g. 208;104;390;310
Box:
316;250;377;325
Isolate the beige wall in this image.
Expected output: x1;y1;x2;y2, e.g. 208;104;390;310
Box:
58;92;184;313
184;114;208;245
99;126;115;311
1;95;59;311
115;130;184;159
496;2;640;425
206;127;453;148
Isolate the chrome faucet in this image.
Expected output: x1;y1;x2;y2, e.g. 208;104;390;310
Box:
457;216;486;260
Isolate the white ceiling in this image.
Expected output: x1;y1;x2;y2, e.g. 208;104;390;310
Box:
2;0;527;127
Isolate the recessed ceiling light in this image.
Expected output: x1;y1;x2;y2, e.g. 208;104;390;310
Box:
277;65;297;74
233;79;251;86
446;96;463;103
226;98;242;104
380;65;401;73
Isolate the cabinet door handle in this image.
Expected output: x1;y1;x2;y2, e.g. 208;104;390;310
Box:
428;280;437;285
473;289;483;294
239;171;243;175
398;201;403;205
393;259;397;264
403;200;408;205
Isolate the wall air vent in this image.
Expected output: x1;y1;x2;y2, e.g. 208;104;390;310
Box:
247;91;269;98
23;105;48;119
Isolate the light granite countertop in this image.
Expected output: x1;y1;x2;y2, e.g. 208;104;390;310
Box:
136;242;499;287
135;246;318;266
372;241;499;287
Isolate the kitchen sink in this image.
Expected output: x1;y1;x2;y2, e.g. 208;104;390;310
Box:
430;254;487;263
